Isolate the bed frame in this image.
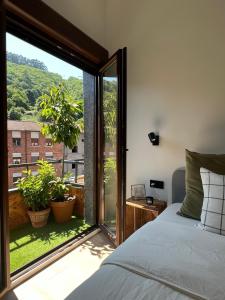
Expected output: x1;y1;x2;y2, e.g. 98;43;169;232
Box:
172;168;185;204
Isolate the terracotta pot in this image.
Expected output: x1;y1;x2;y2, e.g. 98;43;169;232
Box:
27;207;51;228
51;198;76;224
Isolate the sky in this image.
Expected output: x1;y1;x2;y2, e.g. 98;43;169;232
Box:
6;33;83;79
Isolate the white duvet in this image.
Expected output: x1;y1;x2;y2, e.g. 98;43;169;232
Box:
67;204;225;300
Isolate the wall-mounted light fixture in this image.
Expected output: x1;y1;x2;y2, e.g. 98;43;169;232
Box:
148;132;159;146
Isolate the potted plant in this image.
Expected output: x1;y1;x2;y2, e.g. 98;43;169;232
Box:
38;84;82;223
17;160;55;228
50;175;76;223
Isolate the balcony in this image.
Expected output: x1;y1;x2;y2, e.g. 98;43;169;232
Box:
8;160;91;275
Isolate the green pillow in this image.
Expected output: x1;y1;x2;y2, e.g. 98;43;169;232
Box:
179;149;225;220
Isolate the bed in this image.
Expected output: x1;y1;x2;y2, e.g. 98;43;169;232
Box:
66;169;225;300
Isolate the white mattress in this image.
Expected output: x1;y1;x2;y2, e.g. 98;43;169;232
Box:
67;204;225;300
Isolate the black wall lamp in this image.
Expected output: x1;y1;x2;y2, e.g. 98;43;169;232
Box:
148;132;159;146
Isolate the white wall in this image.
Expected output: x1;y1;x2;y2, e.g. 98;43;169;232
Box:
42;0;106;47
105;0;225;203
41;0;225;203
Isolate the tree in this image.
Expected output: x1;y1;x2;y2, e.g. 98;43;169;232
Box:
39;84;84;175
7;52;48;71
6;58;83;122
103;80;117;147
8;107;22;120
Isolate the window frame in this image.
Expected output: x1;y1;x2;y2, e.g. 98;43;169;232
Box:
1;0;110;289
45;138;52;147
31;138;39;147
31;155;39;163
12;173;22;183
0;1;10;295
72;145;78;153
7;33;99;278
12;137;21;147
12;158;21;165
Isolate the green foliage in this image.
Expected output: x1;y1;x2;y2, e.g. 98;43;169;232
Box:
104;157;116;184
17;160;56;211
49;174;70;201
65;76;83;100
7;56;83;121
7;61;62;112
7;52;48;71
103;80;117;147
8;107;23;120
39;84;84;149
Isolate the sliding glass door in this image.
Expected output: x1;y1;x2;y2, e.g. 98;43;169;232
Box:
98;49;127;246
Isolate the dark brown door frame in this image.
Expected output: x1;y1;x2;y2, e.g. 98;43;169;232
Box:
97;48;127;246
0;0;10;296
0;0;109;291
5;0;108;67
0;0;126;291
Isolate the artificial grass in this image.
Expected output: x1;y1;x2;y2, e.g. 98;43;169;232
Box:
10;215;91;273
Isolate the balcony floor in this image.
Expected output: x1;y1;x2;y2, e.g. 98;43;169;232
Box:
4;231;114;300
10;215;90;273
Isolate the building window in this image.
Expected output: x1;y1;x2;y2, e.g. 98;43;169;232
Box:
31;152;39;163
13;138;21;146
72;145;78;153
13;173;22;183
45;152;53;161
13;153;22;165
31;132;39;146
72;163;76;169
13;158;21;165
31;156;39;163
31;138;39;146
45;138;52;146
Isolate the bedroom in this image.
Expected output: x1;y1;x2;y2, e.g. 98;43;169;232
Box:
1;0;225;299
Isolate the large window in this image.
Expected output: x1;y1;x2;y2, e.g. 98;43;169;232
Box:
7;32;96;275
0;1;110;293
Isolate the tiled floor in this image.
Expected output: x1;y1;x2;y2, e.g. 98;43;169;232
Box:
3;232;114;300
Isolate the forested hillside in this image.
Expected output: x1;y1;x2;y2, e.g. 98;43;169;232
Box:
7;52;83;120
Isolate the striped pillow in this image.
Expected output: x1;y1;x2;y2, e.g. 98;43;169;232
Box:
200;168;225;235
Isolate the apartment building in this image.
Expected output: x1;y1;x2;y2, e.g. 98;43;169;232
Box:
8;120;63;188
64;132;84;179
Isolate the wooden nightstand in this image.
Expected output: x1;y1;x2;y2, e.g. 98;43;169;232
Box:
125;198;167;239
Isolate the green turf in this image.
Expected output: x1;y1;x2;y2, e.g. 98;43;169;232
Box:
10;215;91;273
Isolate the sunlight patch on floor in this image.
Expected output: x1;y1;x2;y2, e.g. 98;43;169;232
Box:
4;232;115;300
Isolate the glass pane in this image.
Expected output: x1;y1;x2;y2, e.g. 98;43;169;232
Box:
102;61;118;236
6;32;95;274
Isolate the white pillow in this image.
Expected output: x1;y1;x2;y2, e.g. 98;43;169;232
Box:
200;168;225;235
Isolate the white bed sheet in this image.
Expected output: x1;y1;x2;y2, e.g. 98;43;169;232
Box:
67;264;194;300
156;203;199;227
66;204;225;300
